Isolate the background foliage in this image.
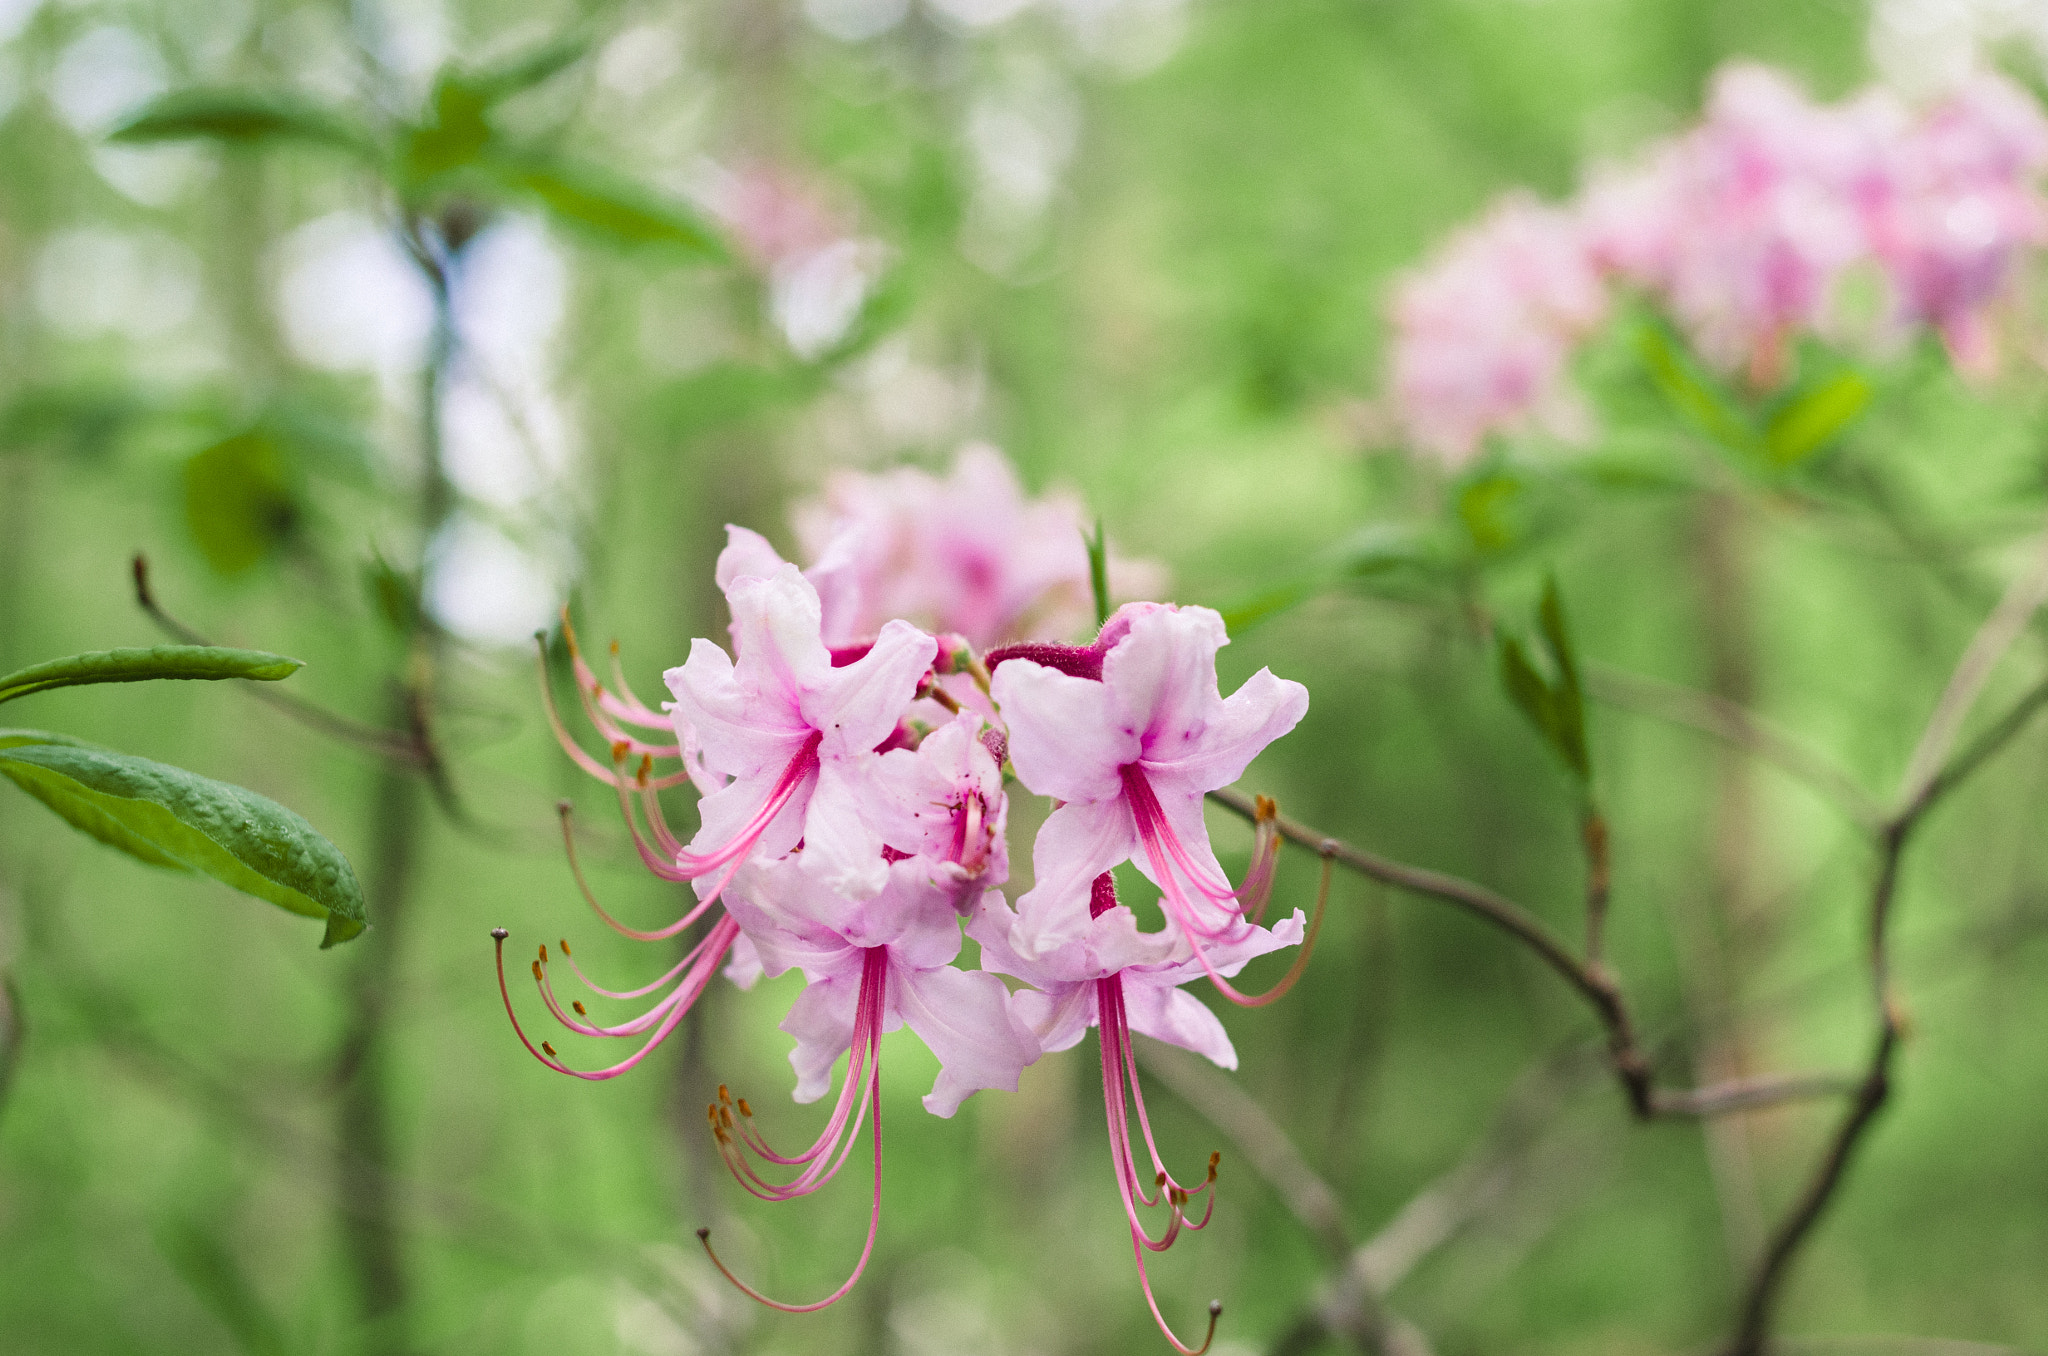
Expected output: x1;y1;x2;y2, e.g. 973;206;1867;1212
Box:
1;1;2044;1354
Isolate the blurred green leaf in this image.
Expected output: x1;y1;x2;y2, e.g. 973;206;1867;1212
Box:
1458;473;1524;554
364;553;420;636
1635;323;1760;458
109;88;376;159
0;740;366;946
398;78;496;190
1765;370;1872;468
0;383;156;462
1496;576;1590;783
0;647;301;706
184;430;299;576
155;1219;291;1356
490;155;724;255
646;363;821;437
461;31;592;103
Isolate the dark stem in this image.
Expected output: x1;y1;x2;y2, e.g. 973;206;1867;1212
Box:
1581;808;1611;968
0;973;24;1126
1206;788;1844;1124
1721;668;2048;1354
333;224;457;1356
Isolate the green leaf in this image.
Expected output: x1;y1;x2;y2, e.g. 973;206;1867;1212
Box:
1495;577;1591;784
1636;323;1759;457
1764;370;1872;468
109;88;376;159
397;77;496;189
184;430;300;576
1458;474;1524;554
1536;578;1589;781
0;741;365;946
0;646;302;706
156;1219;291;1356
461;32;592;102
1084;517;1110;628
492;156;725;256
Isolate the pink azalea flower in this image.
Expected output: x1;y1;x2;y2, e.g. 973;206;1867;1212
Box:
793;442;1168;649
698;856;1038;1310
868;711;1010;908
665;555;938;904
970;878;1301;1354
987;603;1309;995
1388;191;1608;466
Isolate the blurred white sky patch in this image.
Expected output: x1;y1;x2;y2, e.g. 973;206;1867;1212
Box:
49;25;167;136
1871;0;2048;94
960;59;1078;275
1050;0;1188;74
595;21;686;100
804;0;911;42
928;0;1037;28
771;236;889;358
424;514;561;647
444;216;579;512
33;226;199;341
373;0;450;91
802;333;985;469
91;143;213;208
275;210;435;394
0;0;42;45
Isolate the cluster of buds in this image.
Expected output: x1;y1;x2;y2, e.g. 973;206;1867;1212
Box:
495;447;1313;1351
1388;61;2048;465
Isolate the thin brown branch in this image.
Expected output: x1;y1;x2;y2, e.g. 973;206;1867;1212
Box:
131;553;426;767
1723;632;2048;1351
1894;530;2048;811
1584;663;1882;829
0;973;24;1125
1647;1070;1863;1119
1581;809;1612;968
1206;788;1851;1127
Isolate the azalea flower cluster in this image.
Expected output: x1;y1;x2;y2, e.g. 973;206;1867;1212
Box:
496;448;1312;1351
1389;61;2048;465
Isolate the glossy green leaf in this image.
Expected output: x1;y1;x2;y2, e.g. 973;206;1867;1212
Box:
0;646;301;706
1765;370;1872;467
0;740;365;946
109;89;376;159
184;430;299;575
461;32;591;102
494;157;724;256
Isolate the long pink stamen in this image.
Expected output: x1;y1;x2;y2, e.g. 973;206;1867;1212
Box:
1093;961;1223;1355
702;948;889;1312
492;918;737;1081
558;801;722;943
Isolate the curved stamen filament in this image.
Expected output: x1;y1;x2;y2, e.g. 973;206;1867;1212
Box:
701;948;889;1313
575;672;681;759
493;919;737;1081
1141;830;1333;1009
1095;972;1225;1354
558;802;721;943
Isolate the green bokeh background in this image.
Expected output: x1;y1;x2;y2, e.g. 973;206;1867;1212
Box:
2;2;2045;1354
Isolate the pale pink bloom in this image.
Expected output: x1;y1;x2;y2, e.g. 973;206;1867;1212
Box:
988;603;1308;985
1388;192;1608;466
706;161;849;274
868;711;1010;908
970;879;1299;1354
1583;63;1881;384
695;858;1037;1311
666;555;938;903
1862;72;2048;376
793;442;1168;648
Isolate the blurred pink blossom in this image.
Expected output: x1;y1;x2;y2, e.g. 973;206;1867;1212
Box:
1387;192;1607;467
1862;72;2048;376
794;442;1168;648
